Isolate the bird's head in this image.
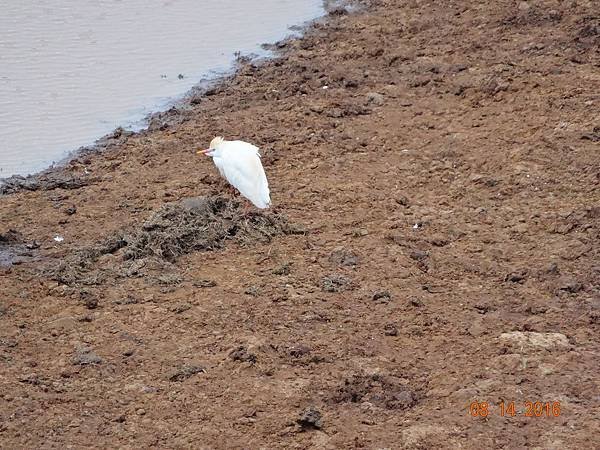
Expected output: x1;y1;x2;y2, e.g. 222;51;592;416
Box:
197;136;224;157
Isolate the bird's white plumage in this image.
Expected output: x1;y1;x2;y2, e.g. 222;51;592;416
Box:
207;138;271;209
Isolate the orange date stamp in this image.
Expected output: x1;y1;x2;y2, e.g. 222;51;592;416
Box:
469;401;561;418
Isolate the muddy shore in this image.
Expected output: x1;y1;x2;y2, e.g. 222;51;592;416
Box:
1;0;599;448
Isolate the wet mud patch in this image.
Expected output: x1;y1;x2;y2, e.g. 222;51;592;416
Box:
44;196;301;285
0;229;39;267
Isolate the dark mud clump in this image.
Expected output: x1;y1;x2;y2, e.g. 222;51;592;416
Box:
331;374;418;410
45;196;301;285
167;363;206;382
0;173;93;195
229;346;258;363
0;229;24;246
321;274;352;292
72;347;103;366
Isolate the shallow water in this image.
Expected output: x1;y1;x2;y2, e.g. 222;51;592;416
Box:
0;0;323;177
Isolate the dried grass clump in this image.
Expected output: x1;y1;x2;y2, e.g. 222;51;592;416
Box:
44;196;303;285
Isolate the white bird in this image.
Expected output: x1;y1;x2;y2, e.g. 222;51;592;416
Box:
197;137;271;210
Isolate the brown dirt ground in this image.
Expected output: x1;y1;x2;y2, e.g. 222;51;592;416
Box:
1;0;599;448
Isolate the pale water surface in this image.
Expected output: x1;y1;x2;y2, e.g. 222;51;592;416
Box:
0;0;323;177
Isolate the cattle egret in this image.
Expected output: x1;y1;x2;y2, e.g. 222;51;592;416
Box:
197;137;271;209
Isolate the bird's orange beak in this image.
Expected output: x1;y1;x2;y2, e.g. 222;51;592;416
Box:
197;148;211;156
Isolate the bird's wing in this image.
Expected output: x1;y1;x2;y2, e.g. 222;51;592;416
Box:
228;140;260;153
220;143;270;208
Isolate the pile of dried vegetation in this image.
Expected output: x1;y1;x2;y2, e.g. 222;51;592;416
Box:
45;196;302;285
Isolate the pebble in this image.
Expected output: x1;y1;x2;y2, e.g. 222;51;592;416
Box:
72;347;102;366
372;291;392;303
383;323;398;336
297;406;322;429
366;92;385;106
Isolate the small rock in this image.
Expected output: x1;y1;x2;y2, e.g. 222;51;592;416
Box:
168;364;206;382
289;344;311;358
544;262;560;275
429;235;449;247
366;92;385;106
329;247;359;267
505;269;528;283
327;108;344;118
327;5;347;16
72;347;102;366
372;291;392;303
171;303;192;314
500;331;571;352
558;277;583;293
409;297;424;307
309;103;325;114
343;78;359;88
525;303;548;315
468;321;486;337
273;262;292;275
451;84;466;96
448;63;469;73
538;363;556;376
26;241;40;250
114;296;138;305
395;195;409;206
64;206;77;215
383;324;398;336
297;406;322;430
481;77;509;96
352;228;369;237
78;315;94;323
518;1;530;11
244;286;260;297
192;279;217;288
322;275;352;292
83;297;98;310
473;302;493;314
136;408;146;416
230;346;257;363
409;249;428;261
